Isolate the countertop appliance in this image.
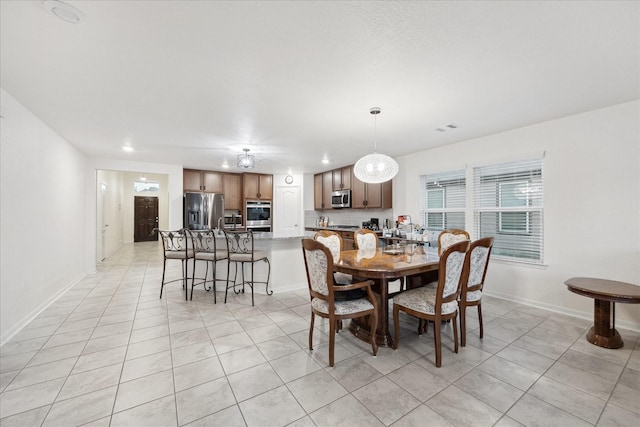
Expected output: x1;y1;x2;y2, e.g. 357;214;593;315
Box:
331;190;351;208
184;192;224;230
245;200;271;231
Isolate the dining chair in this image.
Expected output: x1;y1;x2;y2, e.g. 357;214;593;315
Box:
188;229;228;302
392;240;469;367
355;228;405;294
313;230;352;285
437;229;470;256
157;228;194;300
354;228;379;250
459;237;494;347
301;238;378;367
223;230;272;306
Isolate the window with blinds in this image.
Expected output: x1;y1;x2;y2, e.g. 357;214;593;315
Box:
419;170;466;231
473;158;544;263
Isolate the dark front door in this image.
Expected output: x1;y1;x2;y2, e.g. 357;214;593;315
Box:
134;196;159;242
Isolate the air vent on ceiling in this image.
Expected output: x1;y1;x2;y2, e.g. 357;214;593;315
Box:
434;123;461;132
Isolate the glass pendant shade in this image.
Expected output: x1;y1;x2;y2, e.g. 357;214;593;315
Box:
353;153;398;183
237;149;256;169
353;107;398;183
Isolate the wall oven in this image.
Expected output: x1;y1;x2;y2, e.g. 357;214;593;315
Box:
245;201;271;231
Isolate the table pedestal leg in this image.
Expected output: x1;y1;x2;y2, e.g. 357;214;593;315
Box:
349;278;393;347
586;299;623;349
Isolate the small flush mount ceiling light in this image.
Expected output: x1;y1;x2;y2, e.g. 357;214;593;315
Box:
237;148;256;169
322;157;330;165
353;107;398;184
42;0;84;24
122;146;134;152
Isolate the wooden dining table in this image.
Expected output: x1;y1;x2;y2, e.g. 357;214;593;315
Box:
334;246;440;347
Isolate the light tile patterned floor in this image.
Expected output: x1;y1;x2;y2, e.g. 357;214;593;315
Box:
1;242;639;426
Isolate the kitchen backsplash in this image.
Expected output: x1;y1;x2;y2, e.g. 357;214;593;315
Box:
305;209;394;228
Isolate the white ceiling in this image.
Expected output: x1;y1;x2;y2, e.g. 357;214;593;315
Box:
1;1;638;175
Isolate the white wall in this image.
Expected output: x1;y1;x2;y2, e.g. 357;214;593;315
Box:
84;159;183;274
96;170;125;260
393;101;640;330
0;88;88;343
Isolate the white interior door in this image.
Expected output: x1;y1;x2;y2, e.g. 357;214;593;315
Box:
275;185;301;237
98;182;108;261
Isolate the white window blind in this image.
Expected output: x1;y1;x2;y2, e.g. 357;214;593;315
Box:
473;158;543;263
419;170;466;231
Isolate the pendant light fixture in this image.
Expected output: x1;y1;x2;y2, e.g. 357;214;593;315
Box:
353;107;398;184
237;148;256;169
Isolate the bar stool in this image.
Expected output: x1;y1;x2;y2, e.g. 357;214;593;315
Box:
157;228;193;300
223;230;272;306
188;229;228;302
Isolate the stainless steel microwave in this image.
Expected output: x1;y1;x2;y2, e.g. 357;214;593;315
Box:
331;190;351;208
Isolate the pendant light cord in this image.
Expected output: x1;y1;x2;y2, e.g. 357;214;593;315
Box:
371;107;381;153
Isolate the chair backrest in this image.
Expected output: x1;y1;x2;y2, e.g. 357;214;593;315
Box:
301;239;336;302
313;230;342;263
157;229;189;255
438;229;470;256
462;237;494;297
223;230;255;257
435;240;469;313
354;228;378;250
188;229;218;253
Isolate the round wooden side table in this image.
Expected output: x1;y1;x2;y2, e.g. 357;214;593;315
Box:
564;277;640;349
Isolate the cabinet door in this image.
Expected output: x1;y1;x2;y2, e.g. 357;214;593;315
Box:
332;168;343;191
365;182;383;208
340;231;356;250
258;174;273;199
223;173;242;210
183;169;202;192
203;171;223;193
243;173;260;199
381;180;392;209
351;173;366;209
314;174;324;210
341;166;352;190
322;171;333;209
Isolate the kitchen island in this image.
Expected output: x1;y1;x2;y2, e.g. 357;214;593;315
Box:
191;231;314;296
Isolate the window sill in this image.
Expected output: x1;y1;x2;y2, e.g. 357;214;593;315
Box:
491;256;548;269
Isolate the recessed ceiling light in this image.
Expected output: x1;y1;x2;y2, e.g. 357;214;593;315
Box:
122;146;133;152
42;0;84;24
322;158;330;164
222;163;229;169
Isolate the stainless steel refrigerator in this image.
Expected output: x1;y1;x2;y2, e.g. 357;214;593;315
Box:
184;192;224;230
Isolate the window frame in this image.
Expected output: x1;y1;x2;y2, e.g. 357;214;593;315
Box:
419;170;466;232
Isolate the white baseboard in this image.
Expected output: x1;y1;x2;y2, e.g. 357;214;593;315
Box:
485;290;640;333
0;273;86;347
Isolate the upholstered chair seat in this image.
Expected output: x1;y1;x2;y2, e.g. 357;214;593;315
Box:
392;240;469;367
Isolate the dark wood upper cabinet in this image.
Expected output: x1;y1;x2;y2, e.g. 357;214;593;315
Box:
350;172;392;209
183;169;204;192
315;165;392;210
223;173;242;210
332;166;351;191
243;173;273;200
183;169;223;193
314;174;324;210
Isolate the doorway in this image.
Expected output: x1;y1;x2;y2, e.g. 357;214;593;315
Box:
134;196;159;242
